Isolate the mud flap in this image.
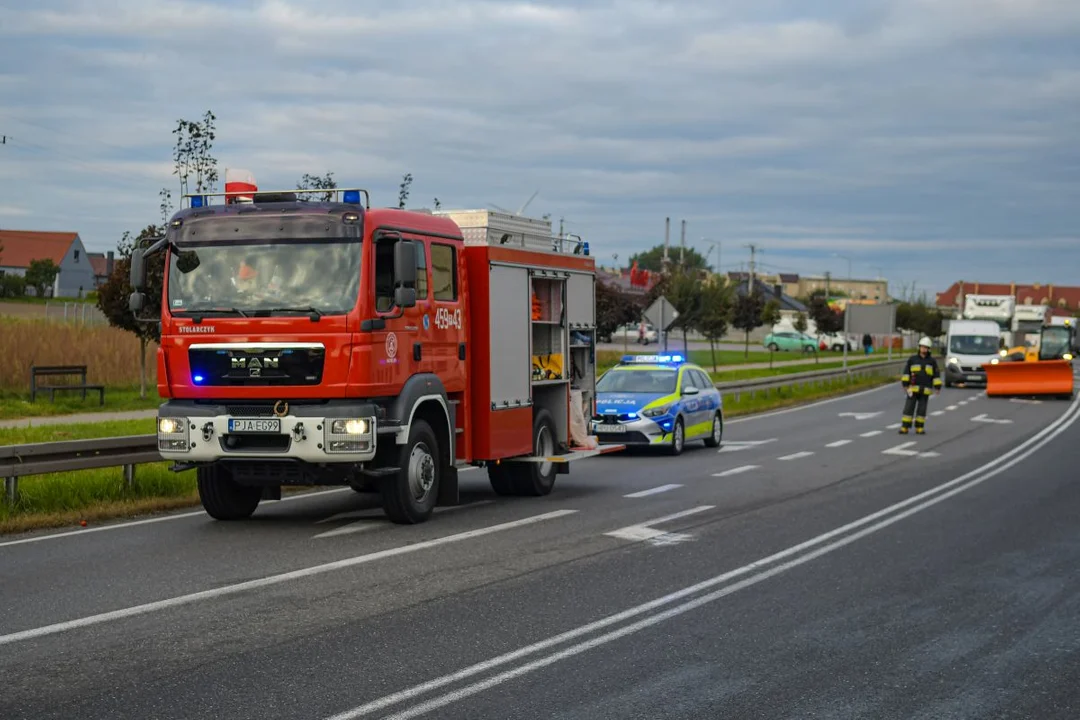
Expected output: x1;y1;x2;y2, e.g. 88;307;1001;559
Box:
261;485;282;501
984;359;1075;398
437;465;459;506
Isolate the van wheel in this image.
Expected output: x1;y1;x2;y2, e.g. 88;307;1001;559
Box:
197;465;261;520
382;419;440;524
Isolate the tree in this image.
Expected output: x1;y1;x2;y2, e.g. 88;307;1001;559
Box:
159;187;173;224
171;110;219;197
732;289;766;358
398;172;413;209
297;171;337;201
698;278;735;371
595;279;644;341
761;298;782;329
25;258;60;298
666;268;704;354
96;225;165;398
628;244;710;273
793;311;809;335
807;289;844;335
433;197;441;210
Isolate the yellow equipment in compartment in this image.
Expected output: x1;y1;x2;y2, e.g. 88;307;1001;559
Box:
532;353;564;381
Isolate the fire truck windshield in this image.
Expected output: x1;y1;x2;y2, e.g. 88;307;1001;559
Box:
167;239;361;316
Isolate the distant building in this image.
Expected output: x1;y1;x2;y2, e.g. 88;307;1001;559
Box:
937;281;1080;313
0;229;98;297
87;251;116;288
727;271;888;303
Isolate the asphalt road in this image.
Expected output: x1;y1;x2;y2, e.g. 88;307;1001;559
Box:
2;378;1079;719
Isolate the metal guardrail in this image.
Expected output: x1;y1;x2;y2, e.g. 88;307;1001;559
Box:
1;359;906;504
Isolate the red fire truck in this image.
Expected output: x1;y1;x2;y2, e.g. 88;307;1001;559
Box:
128;179;623;524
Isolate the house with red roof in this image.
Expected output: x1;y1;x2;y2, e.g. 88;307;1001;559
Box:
937;280;1080;316
0;229;99;298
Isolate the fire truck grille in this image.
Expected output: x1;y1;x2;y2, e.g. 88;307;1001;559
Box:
189;346;325;386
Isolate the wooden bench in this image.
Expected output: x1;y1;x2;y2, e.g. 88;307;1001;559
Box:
29;365;105;405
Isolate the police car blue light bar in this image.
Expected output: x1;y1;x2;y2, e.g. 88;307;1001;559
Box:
620;354;685;364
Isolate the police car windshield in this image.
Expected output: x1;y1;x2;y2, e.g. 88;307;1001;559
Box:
167;239;361;315
948;335;998;355
597;368;678;394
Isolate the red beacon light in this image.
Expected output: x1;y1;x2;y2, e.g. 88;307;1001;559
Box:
224;168;258;204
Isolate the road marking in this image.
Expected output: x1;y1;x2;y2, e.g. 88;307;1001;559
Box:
886;423;901;429
931;410;944;416
313;501;493;539
946;405;959;410
825;439;852;447
838;411;882;420
777;451;814;460
1009;398;1042;405
726;383;891;425
972;413;1013;424
323;395;1080;720
717;439;777;453
0;487;355;550
712;465;758;477
624;484;683;498
0;509;578;647
605;506;713;546
882;441;938;458
859;430;882;437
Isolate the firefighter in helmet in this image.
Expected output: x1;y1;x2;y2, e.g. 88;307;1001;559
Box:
899;336;942;434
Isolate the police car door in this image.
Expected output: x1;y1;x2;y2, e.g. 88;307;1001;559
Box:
678;367;706;437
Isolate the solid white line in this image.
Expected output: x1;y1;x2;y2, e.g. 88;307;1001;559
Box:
623;484;683;498
0;487;355;549
860;430;882;437
0;509;578;647
825;439;852;447
712;465;758;477
777;451;814;460
324;396;1080;720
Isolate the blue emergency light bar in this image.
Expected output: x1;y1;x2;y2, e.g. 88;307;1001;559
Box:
620;354;685;364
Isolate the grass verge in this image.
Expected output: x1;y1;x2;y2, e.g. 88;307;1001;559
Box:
0;373;899;536
0;387;162;420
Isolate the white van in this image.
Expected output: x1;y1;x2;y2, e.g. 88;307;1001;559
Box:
944;319;1002;387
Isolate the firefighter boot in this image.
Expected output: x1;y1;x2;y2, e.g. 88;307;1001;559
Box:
915;417;925;435
899;417;911;434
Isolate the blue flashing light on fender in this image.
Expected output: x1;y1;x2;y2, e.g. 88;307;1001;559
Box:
193;374;204;384
342;190;361;204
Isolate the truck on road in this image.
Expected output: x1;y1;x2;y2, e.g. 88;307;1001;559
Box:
128;181;622;524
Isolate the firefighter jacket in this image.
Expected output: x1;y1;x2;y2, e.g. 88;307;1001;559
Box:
901;352;942;395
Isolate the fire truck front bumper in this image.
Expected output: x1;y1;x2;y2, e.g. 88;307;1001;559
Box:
154;400;382;464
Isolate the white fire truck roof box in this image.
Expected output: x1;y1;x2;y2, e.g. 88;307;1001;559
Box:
434;209;555;251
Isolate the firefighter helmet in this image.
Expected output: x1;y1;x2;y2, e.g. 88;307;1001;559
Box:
918;336;932;348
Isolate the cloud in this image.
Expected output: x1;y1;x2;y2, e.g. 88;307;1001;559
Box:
0;0;1078;294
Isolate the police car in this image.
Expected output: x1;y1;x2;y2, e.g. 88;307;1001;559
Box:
590;354;723;455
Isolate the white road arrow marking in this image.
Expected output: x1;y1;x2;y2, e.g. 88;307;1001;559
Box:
717;438;777;453
712;465;758;477
882;442;940;458
838;412;883;420
972;413;1013;424
606;506;714;547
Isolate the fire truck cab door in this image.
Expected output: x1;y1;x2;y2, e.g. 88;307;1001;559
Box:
372;233;422;382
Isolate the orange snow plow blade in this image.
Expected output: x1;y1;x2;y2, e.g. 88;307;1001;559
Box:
983;359;1074;398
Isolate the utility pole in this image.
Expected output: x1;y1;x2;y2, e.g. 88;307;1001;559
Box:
825;270;831;299
663;217;670;269
744;243;758;293
679;219;686;267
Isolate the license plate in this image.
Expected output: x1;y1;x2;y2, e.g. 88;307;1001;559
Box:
967;375;982;381
595;423;626;433
228;418;281;433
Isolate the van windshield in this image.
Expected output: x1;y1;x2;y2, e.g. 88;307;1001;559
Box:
948;334;999;355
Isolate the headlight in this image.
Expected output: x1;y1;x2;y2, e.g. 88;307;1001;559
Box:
1064;353;1074;360
324;416;375;453
642;404;672;418
990;357;999;364
948;357;959;364
157;416;190;451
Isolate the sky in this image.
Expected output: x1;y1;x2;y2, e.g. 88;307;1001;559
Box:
1;0;1078;301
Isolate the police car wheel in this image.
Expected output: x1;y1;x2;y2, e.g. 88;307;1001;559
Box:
667;417;685;456
704;413;722;448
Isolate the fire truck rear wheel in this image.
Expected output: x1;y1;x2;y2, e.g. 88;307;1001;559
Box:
197;465;262;520
516;408;558;497
382;418;440;524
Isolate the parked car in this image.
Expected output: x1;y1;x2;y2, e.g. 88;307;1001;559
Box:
819;332;857;352
600;323;659;345
764;331;818;353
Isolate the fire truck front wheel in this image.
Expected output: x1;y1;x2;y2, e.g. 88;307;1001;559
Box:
382;418;441;524
197;465;262;520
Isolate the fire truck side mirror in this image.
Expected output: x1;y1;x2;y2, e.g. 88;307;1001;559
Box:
394;286;417;309
393;240;418;289
129;249;146;290
129;292;145;313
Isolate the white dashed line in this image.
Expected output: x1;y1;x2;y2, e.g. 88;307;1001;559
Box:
778;451;814;461
624;484;683;498
712;465;759;478
931;410;945;416
825;439;852;447
947;405;958;410
886;423;902;429
860;430;882;437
